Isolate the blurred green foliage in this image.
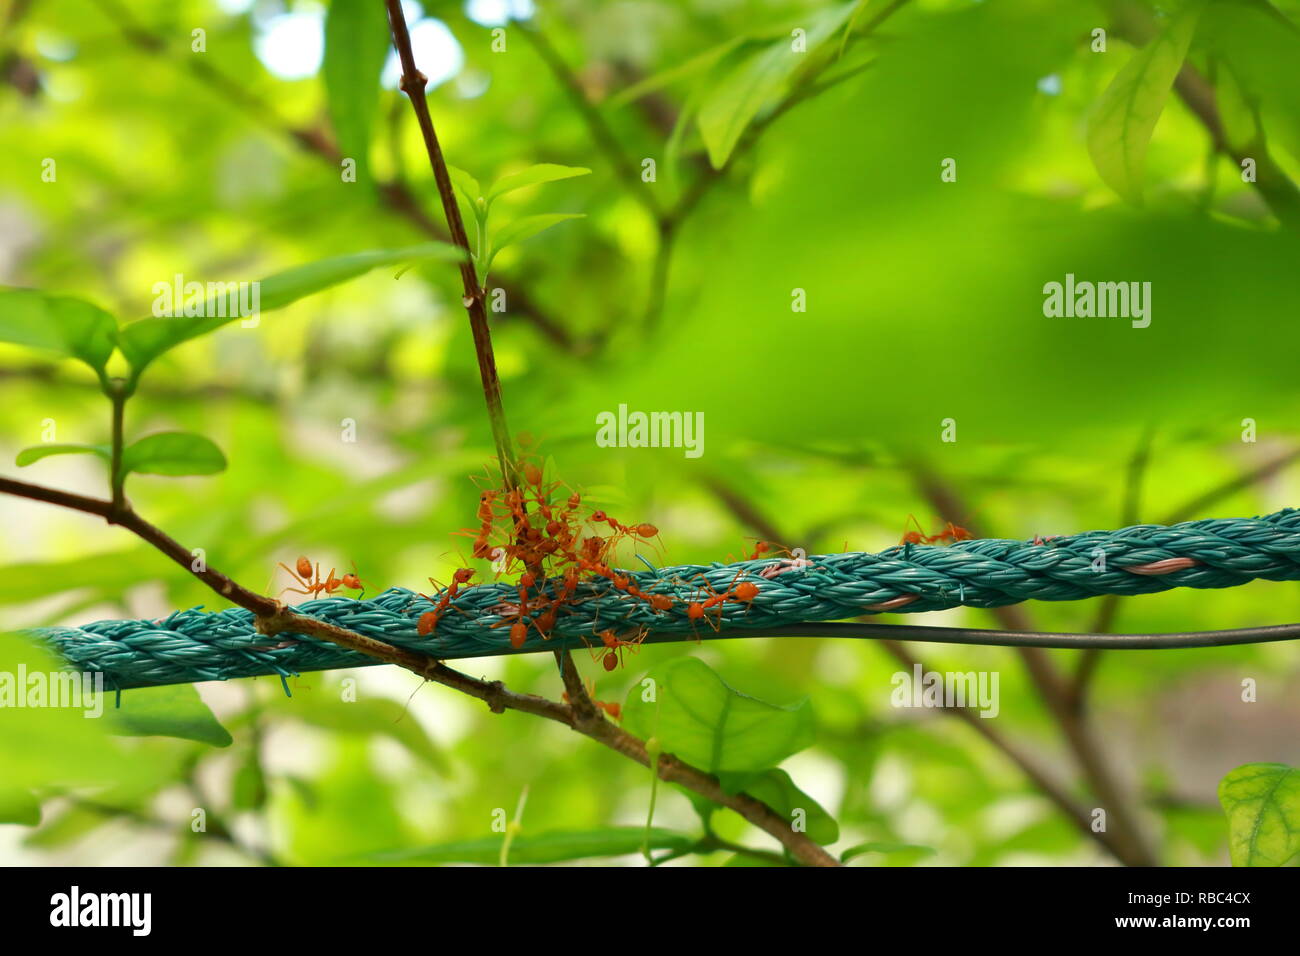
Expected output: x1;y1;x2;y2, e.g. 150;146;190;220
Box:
1;0;1298;866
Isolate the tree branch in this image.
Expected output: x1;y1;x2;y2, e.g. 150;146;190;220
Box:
520;23;662;218
89;0;580;353
1070;426;1155;709
0;475;278;617
909;461;1158;866
1108;0;1300;230
0;472;835;866
878;640;1124;862
256;609;837;865
709;474;1141;866
385;0;517;487
1070;444;1300;708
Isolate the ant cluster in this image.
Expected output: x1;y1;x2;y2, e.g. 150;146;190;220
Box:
272;475;983;682
421;460;763;671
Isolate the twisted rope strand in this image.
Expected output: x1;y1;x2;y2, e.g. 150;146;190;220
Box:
28;508;1300;689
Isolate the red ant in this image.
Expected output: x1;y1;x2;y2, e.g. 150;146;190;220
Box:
899;515;974;546
900;515;930;546
585;627;648;671
683;570;759;635
561;679;622;720
591;510;663;561
278;556;364;600
928;521;973;544
417;567;475;636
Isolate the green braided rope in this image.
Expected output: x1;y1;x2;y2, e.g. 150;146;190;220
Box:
27;508;1300;690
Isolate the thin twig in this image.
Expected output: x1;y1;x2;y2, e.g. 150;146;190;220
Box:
1107;0;1300;230
254;608;838;866
640;0;910;330
0;473;835;866
0;475;278;616
89;0;579;352
1070;426;1156;708
385;0;517;488
710;474;1144;866
1070;444;1300;707
520;23;661;218
909;462;1158;867
878;640;1123;862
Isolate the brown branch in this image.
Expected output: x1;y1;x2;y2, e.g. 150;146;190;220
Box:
707;472;1143;865
384;0;517;488
88;0;579;353
641;0;909;329
1070;426;1155;709
0;473;835;866
255;612;837;865
520;23;662;218
877;640;1126;860
382;10;826;858
0;475;278;616
1107;0;1300;230
1070;444;1300;708
908;461;1158;866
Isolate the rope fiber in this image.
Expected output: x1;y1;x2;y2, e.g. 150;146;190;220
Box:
27;507;1300;690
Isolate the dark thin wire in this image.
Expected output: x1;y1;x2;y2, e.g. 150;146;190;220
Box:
633;621;1300;651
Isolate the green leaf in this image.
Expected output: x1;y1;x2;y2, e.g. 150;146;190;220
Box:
232;749;269;810
1212;63;1258;153
323;0;390;183
697;3;857;168
1085;3;1203;205
119;431;226;478
841;841;936;863
485;163;591;204
485;214;585;273
23;804;110;846
622;657;815;774
0;634;169;794
15;443;111;467
447;164;483;209
270;689;449;774
1202;0;1300;166
720;768;839;844
608;36;750;106
838;0;871;57
0;788;41;826
117;243;462;373
361;827;695;865
723;852;786;866
106;684;233;747
0;288;117;373
1218;762;1300;867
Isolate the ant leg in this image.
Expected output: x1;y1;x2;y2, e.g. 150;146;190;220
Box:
277;562;313;592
